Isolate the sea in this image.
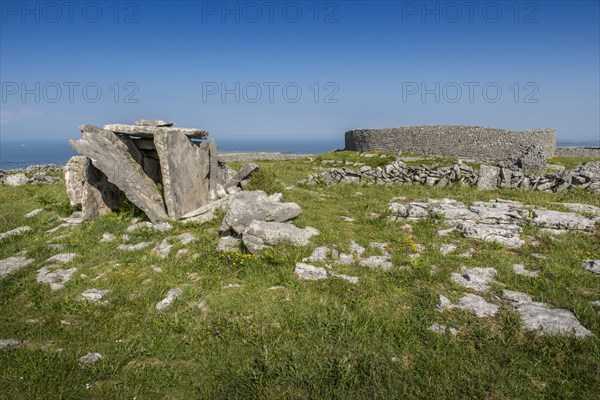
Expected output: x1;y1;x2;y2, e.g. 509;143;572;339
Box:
0;138;344;170
1;138;598;170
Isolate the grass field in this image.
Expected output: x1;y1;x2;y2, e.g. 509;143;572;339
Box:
1;154;599;399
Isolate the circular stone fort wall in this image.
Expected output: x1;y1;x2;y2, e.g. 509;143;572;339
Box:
345;125;556;160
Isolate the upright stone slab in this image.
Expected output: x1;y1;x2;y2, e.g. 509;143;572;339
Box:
477;165;500;190
209;139;218;200
154;132;210;219
70;132;168;221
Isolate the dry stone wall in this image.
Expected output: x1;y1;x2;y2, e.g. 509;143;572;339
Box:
345;125;556;160
555;147;600;158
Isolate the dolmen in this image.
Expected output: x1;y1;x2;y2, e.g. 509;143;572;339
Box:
66;119;257;222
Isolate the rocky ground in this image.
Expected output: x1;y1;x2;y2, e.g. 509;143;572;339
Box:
1;151;599;399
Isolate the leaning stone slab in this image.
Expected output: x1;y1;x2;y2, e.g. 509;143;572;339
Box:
220;191;302;234
180;195;232;223
224;163;260;189
581;260;600;275
0;226;32;241
0;256;34;277
104;124;208;139
502;290;593;338
70;131;167;221
135;119;174;127
242;221;319;254
154;131;210;219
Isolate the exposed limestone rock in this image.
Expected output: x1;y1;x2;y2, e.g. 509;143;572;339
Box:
428;323;457;335
528;210;596;233
135;119;174;127
457;222;524;248
100;233;116;243
440;243;457;255
476;165;500;190
502;290;593;338
0;226;32;241
242;221;319;254
512;263;540;278
5;173;28;186
81;289;109;303
79;352;103;366
153;239;172;258
25;209;43;218
117;242;153;252
156;288;183;310
45;253;76;264
581;260;600;275
560;203;600;217
437;294;499;318
0;339;26;349
0;256;34;277
177;233;196;245
331;272;359;284
294;263;328;280
359;256;392;270
220;191;301;234
450;267;497;292
217;236;242;252
302;246;333;263
36;267;77;290
180;195;232;224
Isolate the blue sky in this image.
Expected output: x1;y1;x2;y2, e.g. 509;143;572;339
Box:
1;0;599;145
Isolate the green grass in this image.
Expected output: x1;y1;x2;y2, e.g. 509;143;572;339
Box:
1;156;599;399
547;156;600;170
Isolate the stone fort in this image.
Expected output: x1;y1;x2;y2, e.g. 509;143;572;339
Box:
345;125;557;160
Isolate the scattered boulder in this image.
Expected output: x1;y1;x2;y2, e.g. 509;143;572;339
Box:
117;242;153;252
100;233;116;243
156;288;183;310
79;352;103;366
4;173;28;186
294;263;328;280
242;221;319;254
528;210;596;233
220;191;301;234
45;253;77;264
457;222;524;248
153;239;172;258
502;290;593;338
217;236;242;252
25;209;43;218
439;243;457;255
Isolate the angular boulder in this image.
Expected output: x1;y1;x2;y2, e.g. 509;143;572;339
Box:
242;221;319;253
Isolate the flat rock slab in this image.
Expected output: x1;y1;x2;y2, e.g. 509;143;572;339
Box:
529;210;596;233
0;256;34;277
457;222;524;248
135;119;174;127
0;339;26;349
79;352;103;366
177;233;196;245
581;260;600;275
100;233;116;243
156;288;183;310
154;131;210;219
104;124;208;139
36;267;77;290
502;290;593;338
440;243;457;255
45;253;77;264
295;263;328;280
221;191;302;234
242;221;319;254
438;294;500;318
153;239;172;258
0;226;33;241
513;263;540;278
25;209;43;218
117;242;153;251
359;256;393;270
70;131;167;222
560;203;600;217
451;267;497;292
81;289;109;303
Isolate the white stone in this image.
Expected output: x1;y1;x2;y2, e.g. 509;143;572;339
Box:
79;352;102;365
438;293;499;318
5;173;28;186
117;242;152;251
217;236;241;252
0;226;33;241
0;256;34;277
450;267;497;292
36;267;77;290
439;243;457;255
45;253;77;264
512;263;540;278
294;263;328;280
81;289;109;303
100;232;116;242
25;209;43;218
581;260;600;275
153;239;172;258
156;288;183;310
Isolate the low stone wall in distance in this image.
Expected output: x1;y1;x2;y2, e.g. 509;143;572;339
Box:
304;161;600;193
345;125;556;160
555;147;600;158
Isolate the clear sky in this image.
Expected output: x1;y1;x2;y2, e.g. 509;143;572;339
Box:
1;0;599;144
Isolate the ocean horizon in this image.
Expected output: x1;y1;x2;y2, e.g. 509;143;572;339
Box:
1;138;598;170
